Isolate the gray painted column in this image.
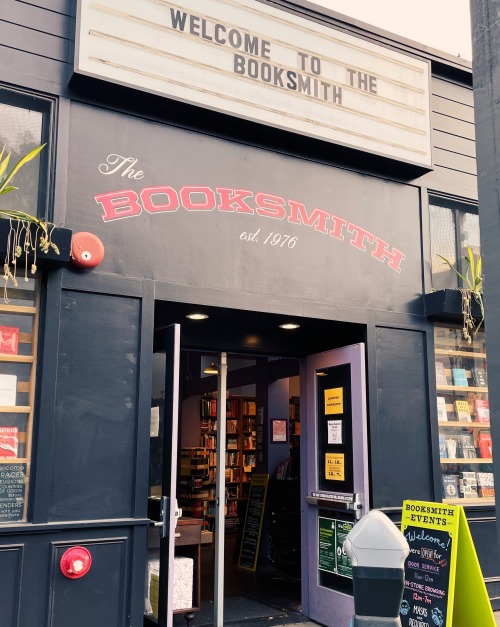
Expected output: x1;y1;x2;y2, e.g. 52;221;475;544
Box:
470;0;500;543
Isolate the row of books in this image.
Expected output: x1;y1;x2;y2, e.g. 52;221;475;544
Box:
442;472;494;499
437;397;489;422
439;432;492;459
436;362;487;387
200;398;240;418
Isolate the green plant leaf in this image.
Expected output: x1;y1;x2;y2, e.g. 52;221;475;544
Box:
437;254;468;284
0;144;46;194
0;186;17;195
0;150;11;182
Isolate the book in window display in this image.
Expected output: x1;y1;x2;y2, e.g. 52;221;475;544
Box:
0;326;19;355
0;374;17;407
457;433;477;459
439;433;448;459
478;433;493;459
435;362;449;386
0;426;18;458
472;366;488;387
474;399;490;422
437;396;448;422
454;399;471;422
477;472;495;498
452;368;468;387
459;471;479;498
442;474;459;499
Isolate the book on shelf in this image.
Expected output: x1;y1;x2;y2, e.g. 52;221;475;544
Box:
476;472;495;498
452;368;469;387
242;417;256;432
200;398;218;417
225;451;240;467
241;400;256;416
457;433;477;459
227;436;239;450
474;399;490;422
439;433;448;459
459;471;479;499
435;361;449;386
478;433;493;459
0;326;19;355
0;374;17;407
225;399;239;418
0;426;18;458
226;419;238;434
472;366;488;387
442;474;459;499
437;397;448;422
454;400;471;422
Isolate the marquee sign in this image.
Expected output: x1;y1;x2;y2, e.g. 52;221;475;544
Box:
73;0;432;168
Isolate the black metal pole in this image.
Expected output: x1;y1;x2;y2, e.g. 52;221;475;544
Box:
470;0;500;546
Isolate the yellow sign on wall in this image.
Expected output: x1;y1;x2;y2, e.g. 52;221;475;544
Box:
400;500;495;627
324;387;343;415
325;453;345;481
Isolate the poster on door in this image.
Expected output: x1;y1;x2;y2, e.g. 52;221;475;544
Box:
318;516;353;578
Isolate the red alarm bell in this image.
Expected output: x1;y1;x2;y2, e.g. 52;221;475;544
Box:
60;546;92;579
70;232;105;269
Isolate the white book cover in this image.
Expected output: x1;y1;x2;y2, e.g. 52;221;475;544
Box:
0;374;16;407
437;396;448;421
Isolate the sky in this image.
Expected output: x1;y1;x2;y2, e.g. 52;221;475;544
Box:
310;0;472;61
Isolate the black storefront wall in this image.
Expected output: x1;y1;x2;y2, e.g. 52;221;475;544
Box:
65;102;423;316
1;3;498;627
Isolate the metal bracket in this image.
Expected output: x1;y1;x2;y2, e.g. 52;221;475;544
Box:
306;492;364;520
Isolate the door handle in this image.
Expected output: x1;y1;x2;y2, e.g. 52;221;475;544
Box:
149;496;169;538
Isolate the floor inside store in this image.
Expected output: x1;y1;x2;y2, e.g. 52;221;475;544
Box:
173;531;306;627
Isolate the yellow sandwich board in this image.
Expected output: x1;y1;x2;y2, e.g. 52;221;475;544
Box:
400;500;495;627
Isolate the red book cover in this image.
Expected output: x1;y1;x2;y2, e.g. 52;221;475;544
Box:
478;433;493;459
0;326;19;355
0;426;18;458
210;399;217;417
474;399;490;422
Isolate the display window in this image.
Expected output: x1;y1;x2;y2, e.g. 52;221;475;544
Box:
434;325;494;504
0;279;40;522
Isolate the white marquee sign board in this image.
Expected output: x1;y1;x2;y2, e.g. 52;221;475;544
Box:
74;0;432;167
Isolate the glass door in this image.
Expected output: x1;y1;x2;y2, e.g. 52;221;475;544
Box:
301;344;368;627
145;324;181;627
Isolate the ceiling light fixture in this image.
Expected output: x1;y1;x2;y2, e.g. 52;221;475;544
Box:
279;323;300;330
203;362;219;375
186;313;209;320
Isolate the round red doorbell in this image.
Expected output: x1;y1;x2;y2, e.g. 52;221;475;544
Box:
70;232;105;269
60;546;92;579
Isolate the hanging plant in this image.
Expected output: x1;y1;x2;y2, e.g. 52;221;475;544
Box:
0;143;59;300
437;245;484;344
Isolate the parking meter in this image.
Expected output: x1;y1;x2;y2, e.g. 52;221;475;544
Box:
344;510;409;626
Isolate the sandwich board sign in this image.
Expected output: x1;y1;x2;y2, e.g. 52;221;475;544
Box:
400;500;495;627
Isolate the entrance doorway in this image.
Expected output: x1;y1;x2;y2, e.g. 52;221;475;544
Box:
144;302;367;627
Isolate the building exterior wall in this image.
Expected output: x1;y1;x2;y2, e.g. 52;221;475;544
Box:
0;1;497;625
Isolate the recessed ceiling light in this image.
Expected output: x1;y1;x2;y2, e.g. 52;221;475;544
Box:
316;371;328;377
279;323;300;330
186;313;209;320
203;362;219;375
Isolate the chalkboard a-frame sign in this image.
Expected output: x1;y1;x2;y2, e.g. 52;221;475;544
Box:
238;474;269;571
400;500;495;627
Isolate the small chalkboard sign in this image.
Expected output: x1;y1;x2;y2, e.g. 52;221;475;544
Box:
0;462;26;523
238;474;269;571
400;500;495;627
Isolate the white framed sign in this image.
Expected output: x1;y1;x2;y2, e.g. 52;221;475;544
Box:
74;0;432;167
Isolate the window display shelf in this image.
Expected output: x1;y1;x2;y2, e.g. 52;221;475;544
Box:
441;458;492;464
434;325;494;504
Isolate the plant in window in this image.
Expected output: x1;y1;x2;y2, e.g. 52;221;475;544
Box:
0;143;59;299
437;245;484;343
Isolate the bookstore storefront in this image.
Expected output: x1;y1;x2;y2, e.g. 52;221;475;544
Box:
0;1;498;627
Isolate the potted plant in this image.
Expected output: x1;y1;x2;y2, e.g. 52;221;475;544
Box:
435;246;484;344
0;143;71;298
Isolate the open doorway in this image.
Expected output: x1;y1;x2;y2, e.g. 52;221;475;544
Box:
145;302;366;627
175;351;303;624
